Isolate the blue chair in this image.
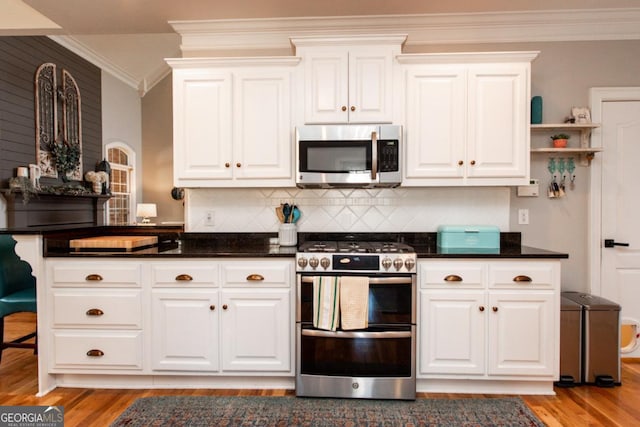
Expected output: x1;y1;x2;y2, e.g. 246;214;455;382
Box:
0;235;37;362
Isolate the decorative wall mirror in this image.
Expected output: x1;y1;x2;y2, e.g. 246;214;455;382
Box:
35;63;82;181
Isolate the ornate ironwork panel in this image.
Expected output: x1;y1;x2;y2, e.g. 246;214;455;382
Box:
35;63;58;178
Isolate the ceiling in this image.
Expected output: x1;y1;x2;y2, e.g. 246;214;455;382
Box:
2;0;639;95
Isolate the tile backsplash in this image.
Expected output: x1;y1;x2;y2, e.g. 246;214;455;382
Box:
185;187;510;233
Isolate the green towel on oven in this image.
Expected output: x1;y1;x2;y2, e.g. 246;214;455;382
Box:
313;276;340;331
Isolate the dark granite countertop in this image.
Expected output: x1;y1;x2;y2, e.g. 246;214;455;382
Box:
38;230;568;259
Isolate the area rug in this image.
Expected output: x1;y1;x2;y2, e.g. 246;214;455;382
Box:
110;396;545;426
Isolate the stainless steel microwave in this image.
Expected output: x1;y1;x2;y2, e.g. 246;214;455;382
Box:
295;125;402;188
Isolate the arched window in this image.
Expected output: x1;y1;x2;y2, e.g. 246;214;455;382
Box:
105;143;136;225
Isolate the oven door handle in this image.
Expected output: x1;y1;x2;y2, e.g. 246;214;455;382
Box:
300;276;413;285
301;329;412;339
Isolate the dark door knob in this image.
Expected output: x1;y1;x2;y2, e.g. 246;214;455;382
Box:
604;239;630;248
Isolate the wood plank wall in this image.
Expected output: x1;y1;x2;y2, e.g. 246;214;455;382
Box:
0;36;102;188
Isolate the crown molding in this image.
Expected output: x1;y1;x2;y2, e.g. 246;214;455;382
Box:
49;35;140;90
396;51;540;65
49;35;173;96
170;8;640;53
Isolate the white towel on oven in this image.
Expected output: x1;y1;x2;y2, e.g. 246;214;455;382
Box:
313;276;340;331
340;276;369;330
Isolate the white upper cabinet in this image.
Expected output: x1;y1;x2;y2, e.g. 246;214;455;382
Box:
168;58;300;188
292;35;405;124
400;52;538;186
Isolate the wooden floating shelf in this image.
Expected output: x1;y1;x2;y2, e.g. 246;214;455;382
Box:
530;123;600;130
530;147;603;153
530;123;602;166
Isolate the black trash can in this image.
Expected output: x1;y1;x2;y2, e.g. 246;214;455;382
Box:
562;291;621;387
556;295;582;387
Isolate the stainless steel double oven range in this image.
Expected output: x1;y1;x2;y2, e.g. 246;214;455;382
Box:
295;237;417;400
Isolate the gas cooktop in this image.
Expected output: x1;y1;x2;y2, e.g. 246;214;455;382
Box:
296;241;416;273
298;241;415;254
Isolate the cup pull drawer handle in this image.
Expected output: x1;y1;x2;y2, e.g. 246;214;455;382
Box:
86;349;104;357
513;275;533;283
175;274;193;281
85;274;103;281
86;308;104;316
246;274;264;282
444;274;463;282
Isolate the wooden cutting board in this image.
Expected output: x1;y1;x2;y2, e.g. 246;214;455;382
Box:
70;236;158;251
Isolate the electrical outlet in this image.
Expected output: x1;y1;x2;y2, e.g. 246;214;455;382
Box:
518;209;530;225
205;210;215;226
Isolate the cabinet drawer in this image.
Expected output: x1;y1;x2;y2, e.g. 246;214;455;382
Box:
419;262;485;289
52;330;143;370
488;262;559;290
222;261;292;287
50;263;141;287
151;263;218;287
51;290;142;328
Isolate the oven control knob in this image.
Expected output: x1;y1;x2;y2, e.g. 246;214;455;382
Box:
382;257;392;270
297;257;308;269
320;257;330;270
404;258;416;271
309;257;319;269
393;257;404;271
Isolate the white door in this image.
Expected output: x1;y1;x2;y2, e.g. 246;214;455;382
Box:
466;64;529;182
403;66;466;182
151;289;219;371
303;51;349;123
487;292;555;376
220;289;291;372
172;69;233;184
234;69;293;182
419;290;485;375
597;95;640;357
349;48;393;123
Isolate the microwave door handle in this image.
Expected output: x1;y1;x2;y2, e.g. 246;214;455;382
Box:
371;131;378;180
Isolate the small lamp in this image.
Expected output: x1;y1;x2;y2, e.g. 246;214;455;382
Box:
136;203;157;225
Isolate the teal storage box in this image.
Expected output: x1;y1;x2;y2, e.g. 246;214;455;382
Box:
437;225;500;254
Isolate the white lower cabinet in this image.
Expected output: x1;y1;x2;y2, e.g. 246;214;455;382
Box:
149;259;293;374
220;288;290;372
47;261;144;372
46;258;294;382
418;260;559;393
487;291;555;376
151;288;219;371
420;290;486;375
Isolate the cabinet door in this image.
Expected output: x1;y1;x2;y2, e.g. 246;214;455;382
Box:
151;289;219;371
487;291;555;376
467;64;529;183
348;48;393;124
172;69;232;185
404;66;466;183
233;69;293;183
419;290;486;376
303;51;349;123
220;289;291;372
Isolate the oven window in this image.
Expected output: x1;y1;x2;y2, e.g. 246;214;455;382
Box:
299;141;371;173
299;280;413;326
300;326;413;377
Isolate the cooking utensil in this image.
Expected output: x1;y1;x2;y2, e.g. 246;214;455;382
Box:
292;205;301;223
282;203;292;223
275;206;285;223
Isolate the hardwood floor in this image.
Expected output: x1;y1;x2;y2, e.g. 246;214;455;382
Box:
2;312;639;426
